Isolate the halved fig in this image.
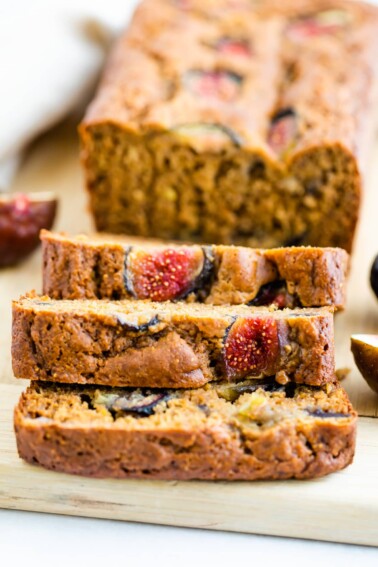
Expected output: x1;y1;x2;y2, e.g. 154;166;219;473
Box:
351;334;378;394
94;390;170;417
249;280;296;309
215;37;252;58
267;108;298;157
370;255;378;300
184;69;243;101
173;123;242;152
223;316;279;379
0;192;57;267
125;245;214;301
287;9;352;41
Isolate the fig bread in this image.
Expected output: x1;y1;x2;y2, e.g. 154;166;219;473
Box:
80;0;378;252
41;230;349;309
14;378;356;480
12;295;335;388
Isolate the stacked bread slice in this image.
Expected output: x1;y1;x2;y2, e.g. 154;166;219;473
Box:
12;232;356;480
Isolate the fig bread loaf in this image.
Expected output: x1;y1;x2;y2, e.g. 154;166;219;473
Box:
41;231;349;308
12;296;335;388
14;379;356;480
80;0;378;252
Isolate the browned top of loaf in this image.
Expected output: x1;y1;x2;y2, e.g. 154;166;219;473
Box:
80;0;378;164
41;230;349;308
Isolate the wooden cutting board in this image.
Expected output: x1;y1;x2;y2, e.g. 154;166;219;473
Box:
1;120;378;546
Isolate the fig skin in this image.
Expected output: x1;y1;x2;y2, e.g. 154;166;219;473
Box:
183;69;243;101
370;254;378;300
0;192;57;267
351;334;378;393
267;108;298;156
216;37;251;58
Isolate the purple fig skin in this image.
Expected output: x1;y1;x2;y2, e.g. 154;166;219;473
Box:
0;192;57;267
370;255;378;300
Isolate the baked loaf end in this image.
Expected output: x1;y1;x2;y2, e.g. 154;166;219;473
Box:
12;296;335;388
41;230;349;309
14;379;356;480
79;0;378;252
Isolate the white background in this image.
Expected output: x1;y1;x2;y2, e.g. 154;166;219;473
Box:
1;508;378;566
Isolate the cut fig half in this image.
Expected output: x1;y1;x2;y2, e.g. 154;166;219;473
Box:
223;316;279;379
125;245;214;301
0;192;57;267
351;334;378;394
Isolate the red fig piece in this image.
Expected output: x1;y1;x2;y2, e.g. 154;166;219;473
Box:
184;69;243;101
125;246;213;301
0;192;57;267
268;108;298;157
249;281;295;309
216;37;251;58
224;317;279;379
173;123;242;152
287;9;352;41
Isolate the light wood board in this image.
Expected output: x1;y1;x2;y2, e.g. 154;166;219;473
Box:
1;119;378;545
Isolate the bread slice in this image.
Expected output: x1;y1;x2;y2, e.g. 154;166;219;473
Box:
12;295;335;388
41;230;349;309
14;379;356;480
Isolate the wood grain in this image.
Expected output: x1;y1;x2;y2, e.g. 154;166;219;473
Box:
1;120;378;544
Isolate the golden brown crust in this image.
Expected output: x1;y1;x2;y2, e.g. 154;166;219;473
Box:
12;296;335;388
14;380;357;480
79;0;378;252
41;231;349;309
